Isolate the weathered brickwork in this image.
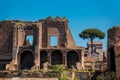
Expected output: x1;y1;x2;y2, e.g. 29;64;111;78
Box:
85;42;103;61
108;26;120;74
0;17;84;70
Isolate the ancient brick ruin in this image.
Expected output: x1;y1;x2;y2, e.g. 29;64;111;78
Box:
108;26;120;74
0;17;84;70
85;42;103;61
84;42;104;70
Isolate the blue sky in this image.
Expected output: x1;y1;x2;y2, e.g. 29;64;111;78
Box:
1;0;120;50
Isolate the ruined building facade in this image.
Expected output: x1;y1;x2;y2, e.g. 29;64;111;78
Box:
85;42;103;61
0;17;84;70
84;42;104;70
108;27;120;74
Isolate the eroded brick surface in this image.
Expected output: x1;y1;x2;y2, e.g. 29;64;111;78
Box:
0;17;84;70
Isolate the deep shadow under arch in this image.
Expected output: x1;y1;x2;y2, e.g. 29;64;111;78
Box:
108;47;116;72
51;50;63;65
20;50;34;70
0;64;6;70
40;50;48;69
67;51;79;68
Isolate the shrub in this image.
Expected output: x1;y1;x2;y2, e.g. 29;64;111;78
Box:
97;72;120;80
46;71;61;78
51;65;65;72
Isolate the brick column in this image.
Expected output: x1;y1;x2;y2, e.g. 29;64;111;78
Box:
47;51;51;65
81;48;84;69
34;26;40;70
62;50;67;68
12;27;17;60
34;46;40;69
8;27;18;70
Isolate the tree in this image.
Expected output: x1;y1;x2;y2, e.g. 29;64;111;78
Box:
79;28;105;56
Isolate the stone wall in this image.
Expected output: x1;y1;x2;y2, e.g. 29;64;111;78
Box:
108;26;120;74
85;42;103;61
40;17;76;48
0;21;14;68
0;17;84;70
0;21;13;54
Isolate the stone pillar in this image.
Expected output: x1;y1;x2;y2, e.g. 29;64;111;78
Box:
62;51;67;68
12;27;17;60
34;25;40;69
37;23;42;69
48;51;51;65
7;26;18;70
81;48;84;69
38;50;40;69
64;54;67;68
12;27;18;67
38;23;42;48
34;46;40;70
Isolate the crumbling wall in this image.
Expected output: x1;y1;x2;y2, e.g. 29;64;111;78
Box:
0;21;13;54
108;27;120;48
40;17;76;48
108;26;120;73
0;17;83;70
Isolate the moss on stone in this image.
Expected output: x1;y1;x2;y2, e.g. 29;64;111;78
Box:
15;22;25;27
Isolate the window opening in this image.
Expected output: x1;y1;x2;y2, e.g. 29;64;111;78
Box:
50;36;58;46
26;35;33;45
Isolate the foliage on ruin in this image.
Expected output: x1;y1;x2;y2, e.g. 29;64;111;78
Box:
51;65;70;80
15;22;25;27
96;72;120;80
35;23;41;26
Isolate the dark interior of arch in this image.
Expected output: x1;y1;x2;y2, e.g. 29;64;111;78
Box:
0;64;6;70
109;47;116;72
40;51;48;69
51;50;63;65
67;51;79;68
20;51;34;70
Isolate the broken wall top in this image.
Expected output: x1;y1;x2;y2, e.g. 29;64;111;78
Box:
108;26;120;48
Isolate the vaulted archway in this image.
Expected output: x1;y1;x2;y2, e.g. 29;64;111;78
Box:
67;51;79;68
20;50;34;70
51;50;63;65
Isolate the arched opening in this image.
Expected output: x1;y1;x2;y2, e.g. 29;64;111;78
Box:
67;51;79;68
51;50;63;65
40;51;48;69
20;50;34;70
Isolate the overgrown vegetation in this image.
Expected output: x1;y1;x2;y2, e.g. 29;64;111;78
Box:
0;64;99;80
51;65;70;80
0;70;43;78
15;22;25;26
0;66;104;80
0;65;80;80
97;72;120;80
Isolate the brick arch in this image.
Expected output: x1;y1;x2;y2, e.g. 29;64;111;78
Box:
40;50;48;69
51;50;63;65
18;49;34;70
67;50;79;68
